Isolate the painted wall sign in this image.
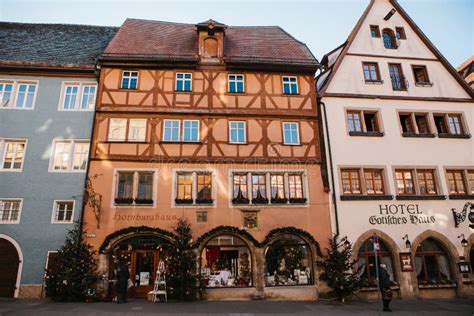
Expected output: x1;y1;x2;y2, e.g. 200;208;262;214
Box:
369;204;435;226
113;212;177;222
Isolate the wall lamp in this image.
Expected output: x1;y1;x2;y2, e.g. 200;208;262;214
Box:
458;234;469;248
402;234;411;249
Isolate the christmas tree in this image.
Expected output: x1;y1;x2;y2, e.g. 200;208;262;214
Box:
318;235;361;301
45;222;99;302
167;217;203;301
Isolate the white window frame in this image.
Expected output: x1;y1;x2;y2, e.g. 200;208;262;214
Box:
229;121;247;144
111;168;159;208
182;120;200;142
282;76;299;95
51;200;75;224
282;122;300;145
0;81;15;108
175;73;193;92
108;118;128;142
128;119;147;142
162;119;181;142
171;168;216;208
48;139;90;173
0;139;27;172
0;80;39;110
121;71;139;89
228;74;245;93
227;169;309;208
0;198;23;224
58;82;97;111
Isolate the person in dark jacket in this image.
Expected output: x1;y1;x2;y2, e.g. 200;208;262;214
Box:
116;264;130;303
378;263;392;312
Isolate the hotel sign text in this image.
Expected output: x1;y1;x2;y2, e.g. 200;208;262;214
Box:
369;204;435;225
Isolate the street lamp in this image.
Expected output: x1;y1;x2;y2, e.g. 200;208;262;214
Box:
402;234;411;249
458;234;469;248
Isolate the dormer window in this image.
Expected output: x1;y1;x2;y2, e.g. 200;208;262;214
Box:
196;19;226;62
382;29;397;49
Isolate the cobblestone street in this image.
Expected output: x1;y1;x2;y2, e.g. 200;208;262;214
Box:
1;298;473;316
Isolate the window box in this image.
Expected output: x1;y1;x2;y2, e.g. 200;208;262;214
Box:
289;198;307;204
175;198;194;205
415;82;434;87
449;194;474;200
364;79;384;84
252;197;269;205
271;198;288;204
349;131;384;137
438;133;471;139
115;198;134;205
232;197;250;205
396;195;446;201
402;132;435;138
134;198;153;205
341;195;393;201
196;198;214;205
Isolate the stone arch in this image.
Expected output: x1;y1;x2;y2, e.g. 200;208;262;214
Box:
351;229;402;285
410;230;461;292
99;226;176;253
0;234;23;298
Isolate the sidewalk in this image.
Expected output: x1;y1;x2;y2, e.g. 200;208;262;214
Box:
0;298;473;316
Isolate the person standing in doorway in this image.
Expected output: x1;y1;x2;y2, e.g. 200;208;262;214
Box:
116;264;130;304
378;263;393;312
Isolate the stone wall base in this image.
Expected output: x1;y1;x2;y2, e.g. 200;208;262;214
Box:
264;285;318;300
18;284;43;298
417;287;457;299
203;287;256;300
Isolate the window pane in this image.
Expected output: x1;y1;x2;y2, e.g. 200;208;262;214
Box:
72;143;89;170
183;120;199;142
177;173;193;200
128;119;147;141
233;174;248;199
0;83;13;107
63;85;79;110
230;121;245;143
270;174;285;199
81;85;96;110
252;174;266;199
163;120;180;141
108;118;127;141
53;142;71;170
197;173;212;200
117;173;134;199
283;122;299;145
3;141;25;170
289;174;303;198
137;173;153;200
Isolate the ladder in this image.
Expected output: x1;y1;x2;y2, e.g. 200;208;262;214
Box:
151;261;167;302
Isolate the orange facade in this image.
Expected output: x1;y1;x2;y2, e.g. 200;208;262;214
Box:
83;19;330;300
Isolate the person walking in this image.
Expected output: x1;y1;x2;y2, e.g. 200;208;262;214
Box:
116;264;130;304
378;263;393;312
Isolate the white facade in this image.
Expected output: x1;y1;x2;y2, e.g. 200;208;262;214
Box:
318;0;474;299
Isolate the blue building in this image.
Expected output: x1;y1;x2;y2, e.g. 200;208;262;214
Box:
0;22;116;298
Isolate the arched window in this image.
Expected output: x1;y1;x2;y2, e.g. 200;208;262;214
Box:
203;38;218;58
200;234;252;287
357;238;395;288
415;238;454;286
264;234;313;286
382;29;397;49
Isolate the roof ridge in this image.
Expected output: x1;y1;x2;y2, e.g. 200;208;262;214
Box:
0;20;118;29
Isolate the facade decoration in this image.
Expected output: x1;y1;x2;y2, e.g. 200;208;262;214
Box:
317;0;474;299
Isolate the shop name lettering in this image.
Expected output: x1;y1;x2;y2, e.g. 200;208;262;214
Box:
113;213;177;222
369;204;435;225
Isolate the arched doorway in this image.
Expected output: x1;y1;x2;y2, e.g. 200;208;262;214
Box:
356;238;397;288
264;234;313;287
0;236;22;298
200;234;253;288
109;235;172;299
415;238;455;287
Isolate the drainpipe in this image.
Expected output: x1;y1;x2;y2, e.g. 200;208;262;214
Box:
317;97;340;236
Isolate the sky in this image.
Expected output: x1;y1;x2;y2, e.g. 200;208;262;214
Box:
0;0;472;67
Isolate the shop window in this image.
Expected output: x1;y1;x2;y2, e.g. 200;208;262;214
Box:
115;170;155;205
415;238;454;286
201;235;252;288
175;171;213;205
357;238;395;288
265;234;313;286
370;25;380;38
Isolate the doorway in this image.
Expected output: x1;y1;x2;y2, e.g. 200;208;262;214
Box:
0;238;20;297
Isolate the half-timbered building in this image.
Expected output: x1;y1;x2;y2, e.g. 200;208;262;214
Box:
83;19;331;300
317;0;474;299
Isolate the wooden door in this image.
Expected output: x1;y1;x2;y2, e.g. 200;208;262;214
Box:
0;238;19;297
130;250;158;298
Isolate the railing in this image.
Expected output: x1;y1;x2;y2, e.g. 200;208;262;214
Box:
390;75;408;90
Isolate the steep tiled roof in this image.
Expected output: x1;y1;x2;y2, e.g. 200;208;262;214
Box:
101;18;318;68
0;22;118;69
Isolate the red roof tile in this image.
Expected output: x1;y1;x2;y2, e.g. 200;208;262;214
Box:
102;18;317;68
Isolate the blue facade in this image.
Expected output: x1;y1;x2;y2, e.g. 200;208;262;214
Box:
0;75;95;296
